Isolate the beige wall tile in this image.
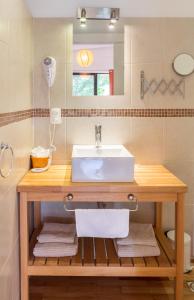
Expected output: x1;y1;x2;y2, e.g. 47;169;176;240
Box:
164;161;194;205
0;41;9;113
33;19;72;63
50;62;67;108
0;119;33;195
0;238;19;300
124;24;132;65
66;117;131;161
0;0;32;113
0;0;10;44
33;62;50;108
0;0;33;297
8;58;33;111
130;118;165;163
129;18;163;64
164;118;194;161
34;117;51;148
160;18;194;64
130;203;155;224
0;188;19;270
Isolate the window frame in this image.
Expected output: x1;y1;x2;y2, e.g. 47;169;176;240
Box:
73;72;109;96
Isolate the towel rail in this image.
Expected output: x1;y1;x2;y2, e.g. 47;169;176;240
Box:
63;193;138;212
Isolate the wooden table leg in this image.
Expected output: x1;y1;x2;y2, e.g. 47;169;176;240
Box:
34;201;41;228
20;192;29;300
156;202;163;232
175;193;184;300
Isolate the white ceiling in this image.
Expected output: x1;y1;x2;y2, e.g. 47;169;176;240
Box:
26;0;194;18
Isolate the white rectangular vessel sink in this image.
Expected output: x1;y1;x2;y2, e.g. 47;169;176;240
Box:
72;145;135;182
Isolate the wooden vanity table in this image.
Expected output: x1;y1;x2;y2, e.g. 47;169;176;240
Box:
17;164;187;300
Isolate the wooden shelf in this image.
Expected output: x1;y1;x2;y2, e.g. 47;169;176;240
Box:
18;165;186;300
28;229;176;277
17;165;187;194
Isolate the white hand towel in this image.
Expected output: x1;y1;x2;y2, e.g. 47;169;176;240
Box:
33;237;78;257
75;209;129;238
37;223;76;244
116;223;157;247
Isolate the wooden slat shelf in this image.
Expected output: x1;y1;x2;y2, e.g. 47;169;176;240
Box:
28;229;176;277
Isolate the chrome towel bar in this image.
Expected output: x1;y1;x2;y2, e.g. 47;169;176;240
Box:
64;193;138;212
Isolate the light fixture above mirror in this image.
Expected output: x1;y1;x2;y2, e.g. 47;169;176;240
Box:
77;7;120;29
80;8;87;27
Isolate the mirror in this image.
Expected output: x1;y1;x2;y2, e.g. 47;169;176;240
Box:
72;19;124;96
173;53;194;76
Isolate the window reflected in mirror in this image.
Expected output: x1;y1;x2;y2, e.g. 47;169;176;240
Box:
72;20;124;96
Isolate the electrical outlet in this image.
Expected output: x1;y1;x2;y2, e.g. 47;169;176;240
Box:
50;108;62;125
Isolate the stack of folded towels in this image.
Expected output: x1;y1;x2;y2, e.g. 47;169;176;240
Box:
33;223;78;257
114;222;160;257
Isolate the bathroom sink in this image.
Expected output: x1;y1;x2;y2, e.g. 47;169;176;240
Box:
72;145;135;182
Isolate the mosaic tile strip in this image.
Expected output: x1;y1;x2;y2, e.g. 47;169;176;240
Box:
34;108;194;118
0;109;33;127
1;108;194;128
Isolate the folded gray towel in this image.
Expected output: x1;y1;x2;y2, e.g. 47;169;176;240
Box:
33;237;78;257
37;223;76;244
114;240;160;258
116;223;157;247
114;223;160;257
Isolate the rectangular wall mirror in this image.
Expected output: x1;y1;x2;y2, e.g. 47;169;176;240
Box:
72;19;125;97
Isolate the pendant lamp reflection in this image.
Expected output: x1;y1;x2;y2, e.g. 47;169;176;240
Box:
77;49;94;68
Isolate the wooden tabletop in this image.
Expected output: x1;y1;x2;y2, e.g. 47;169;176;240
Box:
17;165;187;193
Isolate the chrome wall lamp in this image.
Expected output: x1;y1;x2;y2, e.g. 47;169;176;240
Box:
77;7;120;29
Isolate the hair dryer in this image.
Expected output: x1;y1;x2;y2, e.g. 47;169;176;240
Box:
42;56;56;87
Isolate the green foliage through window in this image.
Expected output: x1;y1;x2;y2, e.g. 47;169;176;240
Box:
73;73;110;96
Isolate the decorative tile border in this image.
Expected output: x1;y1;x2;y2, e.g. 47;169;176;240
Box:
0;109;33;127
35;108;194;118
1;108;194;127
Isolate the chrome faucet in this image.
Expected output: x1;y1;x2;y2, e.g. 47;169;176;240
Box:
95;124;102;148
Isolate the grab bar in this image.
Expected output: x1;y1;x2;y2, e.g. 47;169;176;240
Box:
64;193;138;212
0;142;14;178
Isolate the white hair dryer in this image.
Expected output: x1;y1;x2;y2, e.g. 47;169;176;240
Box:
42;56;56;87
